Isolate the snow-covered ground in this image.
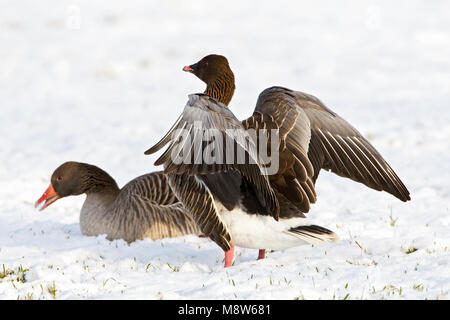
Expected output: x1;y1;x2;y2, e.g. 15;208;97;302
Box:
1;0;449;300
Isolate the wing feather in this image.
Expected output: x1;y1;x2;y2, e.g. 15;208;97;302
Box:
145;94;280;223
292;87;411;201
247;85;410;213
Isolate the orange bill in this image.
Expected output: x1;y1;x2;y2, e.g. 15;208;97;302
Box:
35;184;61;211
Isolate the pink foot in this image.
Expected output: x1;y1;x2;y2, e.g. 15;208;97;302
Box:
257;249;266;260
224;246;235;267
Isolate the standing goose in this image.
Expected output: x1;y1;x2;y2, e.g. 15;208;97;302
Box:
145;94;339;267
182;54;410;206
35;161;201;243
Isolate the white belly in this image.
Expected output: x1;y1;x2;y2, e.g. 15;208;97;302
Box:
219;207;312;250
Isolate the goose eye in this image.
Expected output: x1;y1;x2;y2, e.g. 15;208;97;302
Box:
56;176;63;181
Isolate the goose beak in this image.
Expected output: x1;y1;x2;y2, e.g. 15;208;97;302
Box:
35;184;61;211
183;62;198;73
182;65;194;73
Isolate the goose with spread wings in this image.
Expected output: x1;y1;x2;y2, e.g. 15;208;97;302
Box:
172;54;408;266
181;54;410;211
145;94;338;267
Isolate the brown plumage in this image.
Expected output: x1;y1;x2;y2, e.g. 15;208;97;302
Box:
145;94;280;251
167;172;233;251
143;55;411;267
183;55;411;212
35;161;201;243
146;94;338;267
183;54;235;106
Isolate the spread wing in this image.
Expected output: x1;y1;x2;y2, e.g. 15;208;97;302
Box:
249;86;410;208
294;89;410;201
145;93;279;222
242;87;317;214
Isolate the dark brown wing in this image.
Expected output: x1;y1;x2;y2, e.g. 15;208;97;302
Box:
145;93;279;218
258;86;410;202
166;172;232;251
243;87;317;214
245;86;410;213
145;94;281;249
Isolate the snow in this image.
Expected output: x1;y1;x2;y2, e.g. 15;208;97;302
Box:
1;0;449;300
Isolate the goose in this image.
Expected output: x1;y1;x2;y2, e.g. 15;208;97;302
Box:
35;161;202;243
181;54;409;203
145;94;339;267
146;55;410;267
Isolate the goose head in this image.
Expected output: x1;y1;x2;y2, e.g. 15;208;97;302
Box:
183;54;235;106
35;161;118;210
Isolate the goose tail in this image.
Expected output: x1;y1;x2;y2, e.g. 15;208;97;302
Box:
288;224;339;244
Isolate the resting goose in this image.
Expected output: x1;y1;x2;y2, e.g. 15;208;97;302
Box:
145;94;339;267
178;54;410;265
35;161;201;243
